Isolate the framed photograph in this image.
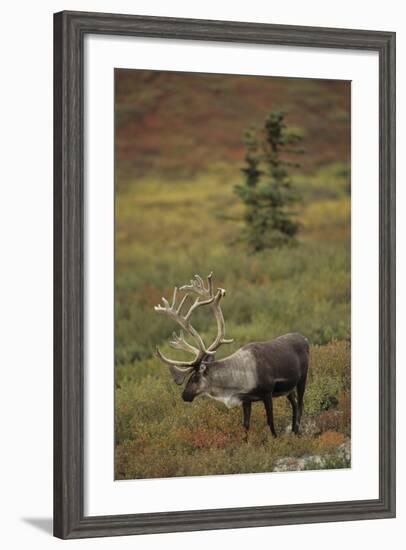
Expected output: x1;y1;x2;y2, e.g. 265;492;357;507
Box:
54;10;396;539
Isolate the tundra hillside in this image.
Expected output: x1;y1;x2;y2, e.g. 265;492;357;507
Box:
114;70;351;479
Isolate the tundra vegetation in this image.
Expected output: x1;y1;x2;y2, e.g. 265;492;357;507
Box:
114;70;351;479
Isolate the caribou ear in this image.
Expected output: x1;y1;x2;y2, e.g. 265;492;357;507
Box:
168;365;194;385
198;363;207;374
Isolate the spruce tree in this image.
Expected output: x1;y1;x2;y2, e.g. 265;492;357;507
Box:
234;111;303;252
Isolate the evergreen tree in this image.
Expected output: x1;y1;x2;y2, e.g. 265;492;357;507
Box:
234;111;303;252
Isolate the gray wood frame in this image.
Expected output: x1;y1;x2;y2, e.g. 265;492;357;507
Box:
54;10;396;539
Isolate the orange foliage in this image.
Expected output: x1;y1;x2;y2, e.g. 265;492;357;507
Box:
317;431;346;452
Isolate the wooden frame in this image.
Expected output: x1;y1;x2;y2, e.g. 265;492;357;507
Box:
54;10;396;539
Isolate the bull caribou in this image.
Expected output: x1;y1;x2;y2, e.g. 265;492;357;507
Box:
154;273;309;437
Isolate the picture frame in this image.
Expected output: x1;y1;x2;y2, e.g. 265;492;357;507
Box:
54;10;396;539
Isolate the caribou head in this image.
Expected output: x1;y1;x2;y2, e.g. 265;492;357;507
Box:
154;273;233;400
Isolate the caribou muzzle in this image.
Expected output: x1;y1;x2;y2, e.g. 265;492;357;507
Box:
181;389;195;402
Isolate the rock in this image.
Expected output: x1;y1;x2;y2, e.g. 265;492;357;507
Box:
273;437;351;472
338;438;351;461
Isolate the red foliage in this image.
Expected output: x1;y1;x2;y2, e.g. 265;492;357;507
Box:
178;427;231;450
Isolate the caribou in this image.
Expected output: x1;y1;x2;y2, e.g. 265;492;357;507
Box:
154;273;309;437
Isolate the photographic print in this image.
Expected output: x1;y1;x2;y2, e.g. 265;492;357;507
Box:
114;69;351;480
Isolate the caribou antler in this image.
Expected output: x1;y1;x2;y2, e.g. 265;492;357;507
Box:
154;273;233;370
180;272;233;353
154;284;216;368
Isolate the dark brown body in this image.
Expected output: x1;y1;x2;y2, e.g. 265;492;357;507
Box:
182;333;310;437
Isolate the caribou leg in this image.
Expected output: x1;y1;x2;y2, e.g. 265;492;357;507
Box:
242;401;252;431
263;394;277;438
296;375;307;430
287;392;299;434
242;401;252;440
